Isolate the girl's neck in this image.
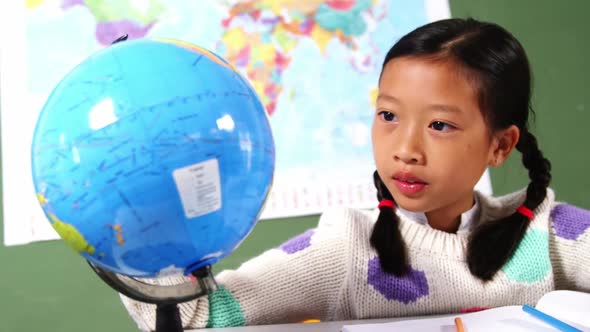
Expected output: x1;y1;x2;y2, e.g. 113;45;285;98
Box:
424;194;477;233
425;211;462;233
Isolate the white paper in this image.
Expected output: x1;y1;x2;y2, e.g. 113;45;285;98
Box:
535;290;590;331
172;158;222;219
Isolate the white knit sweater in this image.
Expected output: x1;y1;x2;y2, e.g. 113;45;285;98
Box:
121;188;590;330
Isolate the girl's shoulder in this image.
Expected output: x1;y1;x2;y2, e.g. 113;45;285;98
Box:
476;187;556;224
476;187;589;238
317;207;376;231
315;207;377;244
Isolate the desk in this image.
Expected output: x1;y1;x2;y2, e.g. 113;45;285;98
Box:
193;316;447;331
198;319;391;332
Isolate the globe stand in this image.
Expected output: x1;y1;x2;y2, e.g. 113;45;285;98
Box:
88;262;217;332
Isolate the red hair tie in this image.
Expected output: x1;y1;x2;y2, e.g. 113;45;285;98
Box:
516;205;534;219
378;200;395;209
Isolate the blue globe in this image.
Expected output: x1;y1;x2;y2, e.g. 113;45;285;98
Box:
31;38;275;278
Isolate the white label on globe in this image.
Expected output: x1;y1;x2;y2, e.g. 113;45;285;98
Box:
172;158;222;218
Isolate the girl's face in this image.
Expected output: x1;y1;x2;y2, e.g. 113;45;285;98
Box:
372;57;516;226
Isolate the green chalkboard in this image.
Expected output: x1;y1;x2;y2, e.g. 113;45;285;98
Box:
1;1;588;331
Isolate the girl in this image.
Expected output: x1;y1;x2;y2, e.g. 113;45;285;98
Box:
122;18;590;330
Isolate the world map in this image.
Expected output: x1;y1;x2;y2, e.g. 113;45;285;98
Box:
27;0;420;114
17;0;446;234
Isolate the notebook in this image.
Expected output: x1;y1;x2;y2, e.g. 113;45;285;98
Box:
341;290;590;331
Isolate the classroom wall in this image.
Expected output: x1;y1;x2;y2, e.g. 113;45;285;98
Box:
1;1;588;331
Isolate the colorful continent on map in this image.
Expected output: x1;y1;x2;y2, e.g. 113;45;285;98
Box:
219;0;378;115
61;0;164;46
50;214;96;255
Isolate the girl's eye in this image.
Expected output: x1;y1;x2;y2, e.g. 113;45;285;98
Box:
429;121;455;132
378;111;397;122
430;121;455;131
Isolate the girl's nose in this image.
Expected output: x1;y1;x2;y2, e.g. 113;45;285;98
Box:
393;150;424;165
392;128;425;165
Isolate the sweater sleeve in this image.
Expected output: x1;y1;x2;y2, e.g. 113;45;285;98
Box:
120;208;350;330
549;203;590;291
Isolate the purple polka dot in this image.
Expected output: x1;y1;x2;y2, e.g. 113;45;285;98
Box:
279;229;314;254
551;204;590;240
367;257;429;303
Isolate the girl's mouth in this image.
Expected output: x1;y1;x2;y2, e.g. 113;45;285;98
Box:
392;172;428;195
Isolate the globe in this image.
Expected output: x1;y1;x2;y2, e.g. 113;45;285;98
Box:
31;38;275;278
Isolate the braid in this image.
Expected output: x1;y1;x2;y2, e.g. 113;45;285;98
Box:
370;171;408;276
467;128;551;281
518;130;552;208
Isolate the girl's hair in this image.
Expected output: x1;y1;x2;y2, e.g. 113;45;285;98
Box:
370;18;551;281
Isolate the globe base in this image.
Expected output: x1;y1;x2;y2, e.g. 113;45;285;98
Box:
88;262;218;332
156;302;183;332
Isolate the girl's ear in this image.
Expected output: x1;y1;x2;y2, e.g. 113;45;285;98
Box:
489;125;520;167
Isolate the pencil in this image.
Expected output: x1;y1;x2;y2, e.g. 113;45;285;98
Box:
454;317;465;332
522;305;582;332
